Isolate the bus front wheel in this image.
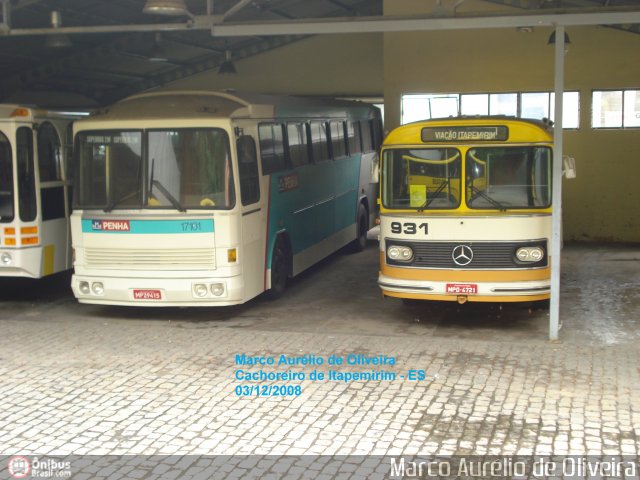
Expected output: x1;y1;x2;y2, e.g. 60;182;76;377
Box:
267;238;289;300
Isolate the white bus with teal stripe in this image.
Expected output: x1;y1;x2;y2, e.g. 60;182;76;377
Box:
70;91;381;306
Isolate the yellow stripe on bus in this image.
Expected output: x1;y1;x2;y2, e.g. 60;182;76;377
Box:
381;290;550;303
43;245;55;276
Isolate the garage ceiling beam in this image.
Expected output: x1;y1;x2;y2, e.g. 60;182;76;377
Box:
2;9;639;37
223;0;253;20
208;10;640;36
484;0;640;34
0;33;146;98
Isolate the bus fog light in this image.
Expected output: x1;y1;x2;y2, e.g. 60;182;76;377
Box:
79;281;90;295
194;284;208;297
1;253;12;265
211;283;225;296
387;245;413;262
516;246;544;262
92;282;104;295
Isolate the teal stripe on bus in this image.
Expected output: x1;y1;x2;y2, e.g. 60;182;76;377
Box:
81;219;214;234
265;153;362;264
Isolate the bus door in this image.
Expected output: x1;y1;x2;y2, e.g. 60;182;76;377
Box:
35;121;70;275
0;125;15;248
235;124;267;298
4;124;40;276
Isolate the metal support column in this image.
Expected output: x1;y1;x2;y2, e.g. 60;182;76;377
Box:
549;25;565;341
1;0;11;32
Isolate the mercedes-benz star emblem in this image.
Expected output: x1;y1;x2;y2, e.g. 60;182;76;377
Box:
452;245;473;266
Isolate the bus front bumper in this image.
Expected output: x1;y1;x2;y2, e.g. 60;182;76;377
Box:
0;248;46;279
71;273;245;306
378;272;550;303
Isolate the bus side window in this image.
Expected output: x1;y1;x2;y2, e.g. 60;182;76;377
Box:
37;122;62;182
287;123;310;168
38;122;66;221
65;123;74;182
360;120;373;152
258;123;287;175
372;118;384;150
347;121;361;156
16;127;37;222
309;121;329;163
0;132;14;221
237;135;260;206
329;121;347;159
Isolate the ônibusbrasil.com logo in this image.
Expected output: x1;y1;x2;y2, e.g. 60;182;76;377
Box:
7;456;71;479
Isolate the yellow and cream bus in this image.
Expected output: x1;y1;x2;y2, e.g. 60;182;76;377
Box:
0;105;80;278
70;91;381;306
378;117;554;303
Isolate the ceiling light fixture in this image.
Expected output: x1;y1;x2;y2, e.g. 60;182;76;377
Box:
147;32;168;62
547;30;571;45
143;0;190;16
45;11;72;48
218;50;237;74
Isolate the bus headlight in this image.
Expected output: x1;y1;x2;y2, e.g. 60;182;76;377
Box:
211;283;225;296
516;246;544;263
0;253;12;265
194;284;208;297
79;281;91;295
91;282;104;295
387;245;413;262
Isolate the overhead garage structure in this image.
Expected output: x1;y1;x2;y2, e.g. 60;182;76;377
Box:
0;0;638;107
1;0;639;340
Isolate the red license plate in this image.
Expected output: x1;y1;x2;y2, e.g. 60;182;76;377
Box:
446;283;478;294
133;289;162;300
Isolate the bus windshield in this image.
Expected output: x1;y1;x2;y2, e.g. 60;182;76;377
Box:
382;148;461;210
75;128;234;210
466;146;551;210
0;132;14;222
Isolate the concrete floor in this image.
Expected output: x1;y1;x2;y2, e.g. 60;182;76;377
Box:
0;239;638;478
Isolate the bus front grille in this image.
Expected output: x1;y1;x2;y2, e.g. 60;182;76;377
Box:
84;248;216;269
385;240;547;269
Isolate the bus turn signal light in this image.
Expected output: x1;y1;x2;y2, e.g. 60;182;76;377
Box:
21;236;39;245
10;108;29;118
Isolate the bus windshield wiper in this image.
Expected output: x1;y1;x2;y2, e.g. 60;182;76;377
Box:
418;178;450;211
469;184;507;211
104;158;143;213
151;179;186;212
104;190;140;213
146;158;185;212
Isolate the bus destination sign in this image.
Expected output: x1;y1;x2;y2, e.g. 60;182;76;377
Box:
421;126;509;142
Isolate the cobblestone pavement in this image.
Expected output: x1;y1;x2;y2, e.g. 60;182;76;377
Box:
0;243;638;477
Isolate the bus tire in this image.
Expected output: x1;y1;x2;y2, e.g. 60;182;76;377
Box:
350;203;369;253
267;238;289;300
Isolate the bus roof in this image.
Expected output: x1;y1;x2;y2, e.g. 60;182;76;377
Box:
0;104;86;122
384;116;554;146
81;90;379;123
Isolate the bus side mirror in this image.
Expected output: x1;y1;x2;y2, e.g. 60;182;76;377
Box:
563;156;576;179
